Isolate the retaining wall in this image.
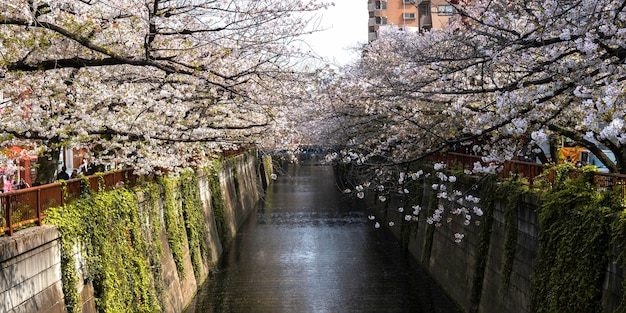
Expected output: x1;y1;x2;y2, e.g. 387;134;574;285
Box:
0;151;267;313
375;177;624;313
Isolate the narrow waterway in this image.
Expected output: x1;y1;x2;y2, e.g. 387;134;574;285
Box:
185;157;462;313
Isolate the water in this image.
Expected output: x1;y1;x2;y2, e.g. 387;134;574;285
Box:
185;158;462;313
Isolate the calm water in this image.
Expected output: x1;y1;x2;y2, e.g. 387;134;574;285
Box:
185;157;461;313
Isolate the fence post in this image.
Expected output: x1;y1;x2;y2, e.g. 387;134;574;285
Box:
6;195;12;236
36;188;42;226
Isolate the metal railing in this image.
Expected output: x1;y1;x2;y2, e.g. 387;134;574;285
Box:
433;152;626;197
1;168;138;236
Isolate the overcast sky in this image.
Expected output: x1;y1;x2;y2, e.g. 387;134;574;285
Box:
301;1;369;67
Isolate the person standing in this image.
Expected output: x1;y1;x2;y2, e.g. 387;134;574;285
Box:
3;175;12;192
57;165;70;180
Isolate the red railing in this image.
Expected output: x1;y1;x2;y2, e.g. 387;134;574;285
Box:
0;168;138;236
433;152;626;197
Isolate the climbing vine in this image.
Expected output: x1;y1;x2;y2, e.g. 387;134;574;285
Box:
46;188;161;313
530;165;621;313
208;159;230;246
228;156;241;197
497;178;526;290
610;203;626;313
179;170;211;281
159;176;187;279
137;182;166;305
39;157;248;313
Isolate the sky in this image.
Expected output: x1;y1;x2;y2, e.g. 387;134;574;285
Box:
301;1;369;67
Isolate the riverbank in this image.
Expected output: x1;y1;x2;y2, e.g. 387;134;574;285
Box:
0;150;268;313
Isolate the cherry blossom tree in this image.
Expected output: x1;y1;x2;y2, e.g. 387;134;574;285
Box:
0;0;330;183
329;0;626;174
312;0;626;240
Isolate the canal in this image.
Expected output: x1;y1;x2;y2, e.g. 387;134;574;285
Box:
185;157;462;313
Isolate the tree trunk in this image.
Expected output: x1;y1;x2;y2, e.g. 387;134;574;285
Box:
34;148;60;186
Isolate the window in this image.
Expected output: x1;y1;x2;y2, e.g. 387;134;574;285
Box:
403;13;416;19
403;0;414;3
418;2;432;29
437;5;454;15
375;16;388;25
375;1;387;9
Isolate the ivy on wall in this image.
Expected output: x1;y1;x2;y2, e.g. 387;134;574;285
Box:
530;165;622;313
46;187;162;313
179;171;211;281
611;202;626;313
159;176;188;279
45;168;219;313
208;160;230;246
497;178;525;290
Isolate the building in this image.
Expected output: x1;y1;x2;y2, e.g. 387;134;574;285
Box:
368;0;456;41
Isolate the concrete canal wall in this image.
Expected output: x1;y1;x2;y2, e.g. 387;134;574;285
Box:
0;150;269;313
374;176;625;313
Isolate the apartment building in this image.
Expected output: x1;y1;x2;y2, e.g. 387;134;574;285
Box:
368;0;455;41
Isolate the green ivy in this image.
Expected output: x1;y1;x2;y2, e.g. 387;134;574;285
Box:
179;170;211;281
262;155;273;184
46;205;83;313
530;165;621;313
41;159;241;313
208;160;230;245
497;179;526;290
45;188;161;313
137;183;165;305
159;177;187;279
611;207;626;313
230;157;241;197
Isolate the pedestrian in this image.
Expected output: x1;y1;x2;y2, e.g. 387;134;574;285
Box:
18;178;30;189
57;165;70;180
3;175;12;193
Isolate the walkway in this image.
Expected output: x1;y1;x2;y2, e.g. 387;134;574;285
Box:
185;156;461;313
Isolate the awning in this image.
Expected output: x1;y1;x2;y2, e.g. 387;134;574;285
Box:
3;146;38;161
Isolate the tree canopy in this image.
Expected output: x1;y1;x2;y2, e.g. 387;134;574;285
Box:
327;0;626;173
0;0;329;176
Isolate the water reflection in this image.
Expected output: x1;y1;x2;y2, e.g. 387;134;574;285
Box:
185;157;461;313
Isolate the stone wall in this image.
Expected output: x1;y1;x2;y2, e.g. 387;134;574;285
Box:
0;225;64;313
376;177;624;313
0;150;267;313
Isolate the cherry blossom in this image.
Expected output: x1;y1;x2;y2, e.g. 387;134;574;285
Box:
0;0;331;179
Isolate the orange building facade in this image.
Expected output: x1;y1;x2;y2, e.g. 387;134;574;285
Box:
368;0;455;41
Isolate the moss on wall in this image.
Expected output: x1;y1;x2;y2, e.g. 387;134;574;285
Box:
208;160;231;247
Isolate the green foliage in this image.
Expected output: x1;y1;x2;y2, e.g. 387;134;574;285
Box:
229;157;241;196
45;188;162;313
46;206;83;313
530;164;621;313
611;208;626;313
45;168;219;313
137;183;166;303
159;176;187;279
80;175;91;197
208;161;230;246
179;171;211;281
497;179;526;289
262;155;273;183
